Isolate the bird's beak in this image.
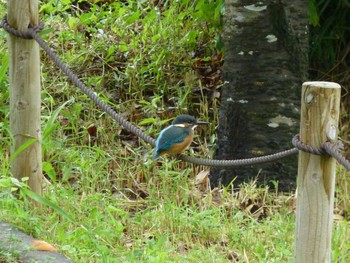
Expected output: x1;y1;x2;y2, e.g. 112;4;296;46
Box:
196;120;209;125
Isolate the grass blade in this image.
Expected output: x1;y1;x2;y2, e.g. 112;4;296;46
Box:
20;187;74;222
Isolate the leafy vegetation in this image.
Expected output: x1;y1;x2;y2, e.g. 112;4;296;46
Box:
0;0;349;262
309;0;350;73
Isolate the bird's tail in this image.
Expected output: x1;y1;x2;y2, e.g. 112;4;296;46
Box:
153;151;160;160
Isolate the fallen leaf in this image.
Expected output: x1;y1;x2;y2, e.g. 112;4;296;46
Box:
333;214;344;221
195;170;210;192
31;240;57;252
87;125;97;137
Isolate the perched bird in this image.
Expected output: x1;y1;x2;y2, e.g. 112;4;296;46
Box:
153;114;209;159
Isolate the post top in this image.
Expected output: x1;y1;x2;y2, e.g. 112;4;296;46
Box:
303;81;341;89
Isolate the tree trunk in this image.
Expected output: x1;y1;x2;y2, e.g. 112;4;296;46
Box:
211;1;308;191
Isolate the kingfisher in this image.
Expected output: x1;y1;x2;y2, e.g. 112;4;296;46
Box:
153;114;209;159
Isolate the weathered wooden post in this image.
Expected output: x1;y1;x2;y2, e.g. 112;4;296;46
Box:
8;0;42;195
295;81;341;262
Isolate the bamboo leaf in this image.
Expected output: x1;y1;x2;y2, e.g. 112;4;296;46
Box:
0;54;8;82
43;99;73;140
10;138;38;164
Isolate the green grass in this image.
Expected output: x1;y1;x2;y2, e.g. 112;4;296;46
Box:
0;175;295;262
1;174;349;262
0;250;19;263
1;1;350;262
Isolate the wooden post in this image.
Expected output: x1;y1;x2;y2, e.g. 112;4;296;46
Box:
8;0;42;195
295;81;341;263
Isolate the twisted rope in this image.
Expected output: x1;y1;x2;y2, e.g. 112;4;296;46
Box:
1;16;349;170
31;31;156;147
1;16;156;146
178;148;299;167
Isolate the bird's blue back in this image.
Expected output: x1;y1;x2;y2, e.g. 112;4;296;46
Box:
154;125;191;158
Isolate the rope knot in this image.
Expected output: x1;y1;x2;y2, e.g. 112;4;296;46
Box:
293;134;350;170
0;14;44;39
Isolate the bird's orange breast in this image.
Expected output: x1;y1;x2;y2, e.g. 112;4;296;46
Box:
165;131;194;154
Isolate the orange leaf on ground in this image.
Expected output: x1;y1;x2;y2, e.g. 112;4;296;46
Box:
31;240;57;252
